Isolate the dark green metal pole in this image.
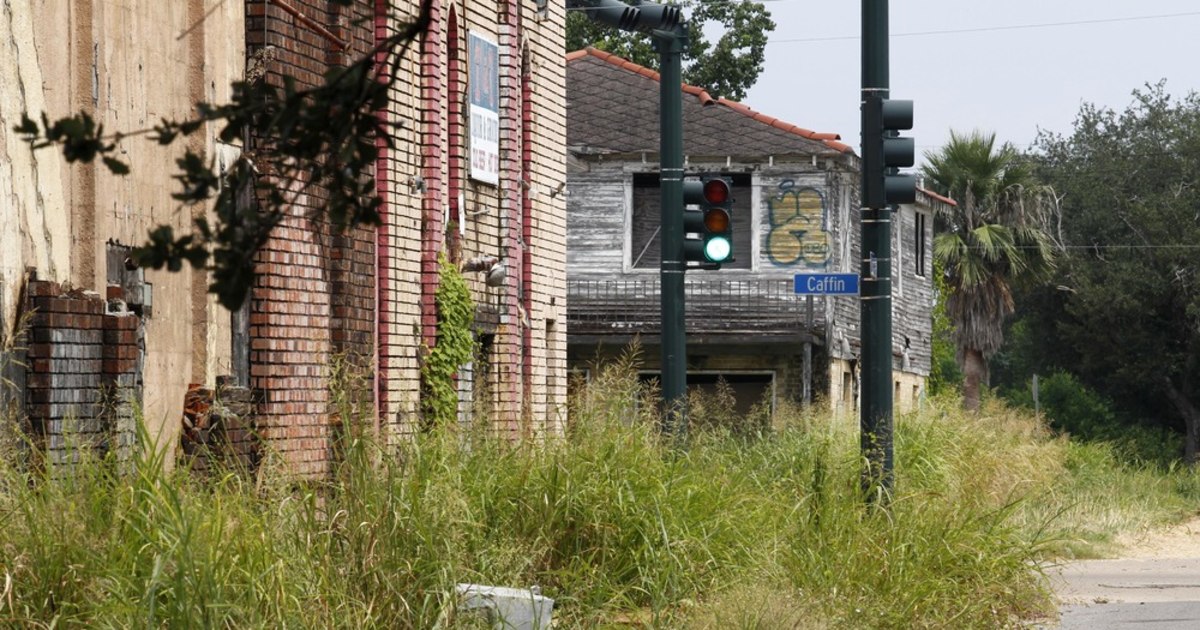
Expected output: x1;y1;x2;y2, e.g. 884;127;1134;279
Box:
861;0;894;497
657;32;687;437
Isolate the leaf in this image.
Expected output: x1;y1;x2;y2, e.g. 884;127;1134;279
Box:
103;156;131;175
13;114;39;138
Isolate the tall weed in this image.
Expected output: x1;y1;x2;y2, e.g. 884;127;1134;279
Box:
1;356;1196;627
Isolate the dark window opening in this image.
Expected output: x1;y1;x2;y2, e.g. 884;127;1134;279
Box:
630;172;753;270
106;242;150;318
472;334;496;423
915;212;927;278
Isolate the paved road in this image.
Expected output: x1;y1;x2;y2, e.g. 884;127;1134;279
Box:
1048;558;1200;629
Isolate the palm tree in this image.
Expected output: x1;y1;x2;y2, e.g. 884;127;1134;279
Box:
922;131;1055;412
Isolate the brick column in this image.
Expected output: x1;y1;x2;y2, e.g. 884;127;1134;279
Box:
245;0;375;477
419;0;447;421
495;2;524;436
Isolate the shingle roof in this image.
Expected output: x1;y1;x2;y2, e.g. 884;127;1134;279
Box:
567;47;854;158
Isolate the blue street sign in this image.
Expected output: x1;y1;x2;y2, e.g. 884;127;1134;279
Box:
794;273;860;295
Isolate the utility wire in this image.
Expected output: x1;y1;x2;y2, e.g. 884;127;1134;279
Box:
771;11;1200;44
566;0;793;9
946;244;1200;251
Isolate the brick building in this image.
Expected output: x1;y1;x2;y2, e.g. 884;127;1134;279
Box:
1;0;567;476
369;0;568;449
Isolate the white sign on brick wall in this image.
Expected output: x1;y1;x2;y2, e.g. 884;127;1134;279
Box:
469;32;499;185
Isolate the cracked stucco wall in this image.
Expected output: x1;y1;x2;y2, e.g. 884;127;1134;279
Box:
2;0;244;447
0;0;72;323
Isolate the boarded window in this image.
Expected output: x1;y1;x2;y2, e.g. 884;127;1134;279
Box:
630;173;753;270
470;334;496;424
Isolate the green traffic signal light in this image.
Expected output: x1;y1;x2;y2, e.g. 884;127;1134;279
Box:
704;235;732;262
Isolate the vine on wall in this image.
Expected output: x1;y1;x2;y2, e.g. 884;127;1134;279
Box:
420;253;476;426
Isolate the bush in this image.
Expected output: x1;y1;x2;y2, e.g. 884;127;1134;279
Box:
1007;371;1179;466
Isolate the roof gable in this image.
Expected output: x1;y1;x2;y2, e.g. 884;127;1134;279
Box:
567;48;853;158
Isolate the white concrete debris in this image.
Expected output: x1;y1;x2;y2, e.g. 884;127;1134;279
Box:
455;583;554;630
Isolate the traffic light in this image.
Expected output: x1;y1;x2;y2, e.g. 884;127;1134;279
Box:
628;0;681;32
863;96;916;207
581;0;639;29
576;0;680;32
683;175;734;266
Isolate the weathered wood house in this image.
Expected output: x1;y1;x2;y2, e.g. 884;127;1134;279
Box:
565;48;947;414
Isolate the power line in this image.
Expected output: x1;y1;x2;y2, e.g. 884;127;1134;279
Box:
1063;245;1200;250
771;11;1200;44
947;244;1200;251
566;0;793;9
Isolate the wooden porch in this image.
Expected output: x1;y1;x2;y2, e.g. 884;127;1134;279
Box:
567;277;823;345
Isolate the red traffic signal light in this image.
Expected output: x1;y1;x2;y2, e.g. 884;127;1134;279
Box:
702;178;730;205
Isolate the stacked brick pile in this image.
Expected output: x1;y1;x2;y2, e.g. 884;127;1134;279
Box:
24;279;140;467
179;376;259;476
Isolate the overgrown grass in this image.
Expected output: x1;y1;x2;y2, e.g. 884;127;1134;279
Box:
0;354;1197;627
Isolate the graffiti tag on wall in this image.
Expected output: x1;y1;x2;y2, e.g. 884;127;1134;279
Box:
765;181;831;268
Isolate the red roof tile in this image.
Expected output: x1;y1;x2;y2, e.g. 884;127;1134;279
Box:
918;187;957;207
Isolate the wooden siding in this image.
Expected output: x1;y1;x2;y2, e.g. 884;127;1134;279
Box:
828;186;936;377
566;168;627;271
567;155;935;378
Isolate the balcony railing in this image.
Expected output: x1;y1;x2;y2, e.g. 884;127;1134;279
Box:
568;278;820;337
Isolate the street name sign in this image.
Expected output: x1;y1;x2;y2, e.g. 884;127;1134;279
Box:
794;273;860;296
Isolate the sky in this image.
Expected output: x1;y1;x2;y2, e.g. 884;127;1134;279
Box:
741;0;1200;163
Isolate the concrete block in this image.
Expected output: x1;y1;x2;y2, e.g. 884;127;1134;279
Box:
456;584;554;630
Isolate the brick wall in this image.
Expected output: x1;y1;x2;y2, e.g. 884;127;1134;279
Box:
246;0;377;477
376;1;426;439
240;0;567;468
519;1;569;435
386;0;567;438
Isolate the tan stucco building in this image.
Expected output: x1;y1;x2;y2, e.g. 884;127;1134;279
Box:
1;0;567;474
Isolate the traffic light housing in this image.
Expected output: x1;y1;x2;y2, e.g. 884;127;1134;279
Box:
628;0;681;32
683;175;734;267
863;96;916;207
576;0;680;32
581;0;639;29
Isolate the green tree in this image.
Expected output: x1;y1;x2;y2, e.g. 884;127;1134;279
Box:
1032;83;1200;463
921;131;1056;412
566;0;775;101
927;259;962;396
